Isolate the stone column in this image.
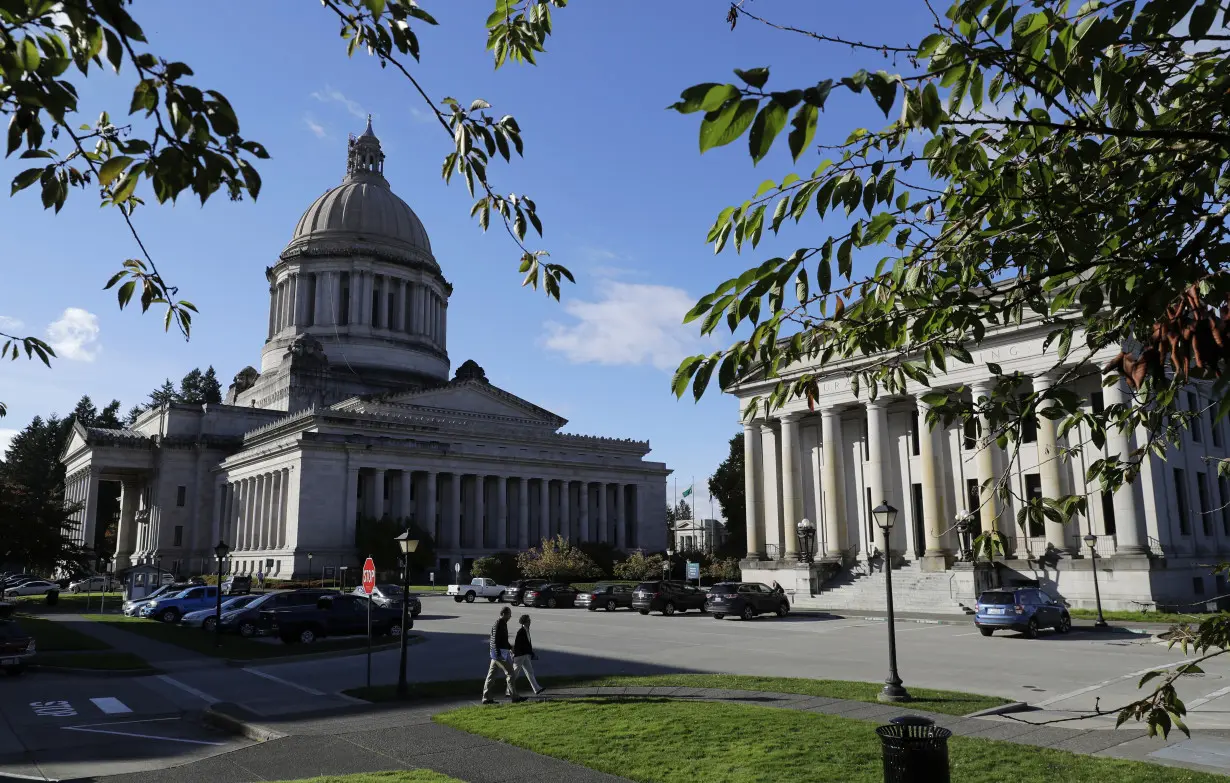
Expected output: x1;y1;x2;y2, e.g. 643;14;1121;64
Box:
597;482;609;544
780;413;804;559
1103;378;1148;555
970;379;1001;540
539;479;552;541
496;475;508;549
279;469;290;549
397;280;408;332
742;420;765;559
371;469;386;519
560;480;571;540
441;300;448;351
472;475;485;548
761;422;783;557
267;286;277;339
398;470;413;522
254;474;267;551
79;466;100;551
518;478;530;548
820;408;846;558
349;271;363;327
579;482;591;542
614;484;626;549
916;397;950;570
228;480;241;549
424;471;438;539
115;479;139;570
1033;372;1071;553
448;473;462;549
343;467;359;548
865;400;890;556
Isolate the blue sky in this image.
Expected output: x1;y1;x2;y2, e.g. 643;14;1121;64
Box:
0;1;936;519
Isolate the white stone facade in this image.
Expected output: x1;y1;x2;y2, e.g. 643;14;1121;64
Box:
60;123;670;580
731;320;1230;612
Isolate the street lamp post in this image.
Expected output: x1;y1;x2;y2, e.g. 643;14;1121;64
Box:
872;500;910;703
395;531;420;699
665;548;675;580
213;541;231;648
307;552;314;586
1083;533;1109;628
796;519;816;564
98;555;111;615
153;551;162;586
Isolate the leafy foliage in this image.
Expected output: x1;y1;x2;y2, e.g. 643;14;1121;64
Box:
702;557;742;583
612;550;667;581
709;432;746;557
516;536;602;581
124;366;223;422
354;515;436;577
470;551;520;584
668;0;1230;740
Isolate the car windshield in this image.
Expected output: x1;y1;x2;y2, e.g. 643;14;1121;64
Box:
223;596;256;610
980;592;1016;605
376;584;402;595
237;592;281;611
143;587;171;600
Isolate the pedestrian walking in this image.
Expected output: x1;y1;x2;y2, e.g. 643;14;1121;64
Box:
512;614;543;695
482;606;523;704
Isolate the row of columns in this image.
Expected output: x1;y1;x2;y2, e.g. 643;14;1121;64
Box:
219;470;291;553
268;268;446;346
350;468;638;552
64;467;99;548
743;374;1147;562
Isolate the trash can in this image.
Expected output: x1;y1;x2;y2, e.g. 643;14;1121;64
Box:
876;715;951;782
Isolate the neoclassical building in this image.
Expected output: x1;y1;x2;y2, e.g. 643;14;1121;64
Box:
61;122;670;580
732;321;1228;612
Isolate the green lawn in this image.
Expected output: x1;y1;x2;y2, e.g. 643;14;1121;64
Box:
271;772;462;783
1069;608;1207;625
10;592;124;614
346;673;1007;716
82;613;417;660
10;614;152;670
35;651;152;670
437;700;1215;783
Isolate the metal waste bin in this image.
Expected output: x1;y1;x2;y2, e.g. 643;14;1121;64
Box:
875;715;951;782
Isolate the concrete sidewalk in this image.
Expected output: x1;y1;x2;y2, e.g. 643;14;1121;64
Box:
796;606;1178;635
44;614;226;671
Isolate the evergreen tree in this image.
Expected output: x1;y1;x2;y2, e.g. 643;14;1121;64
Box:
200;366;222;404
148;379;178;408
708;432;746;558
96;400;123;429
123;405;145;426
178;368;205;403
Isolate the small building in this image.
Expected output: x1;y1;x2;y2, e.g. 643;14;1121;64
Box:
673;518;728;554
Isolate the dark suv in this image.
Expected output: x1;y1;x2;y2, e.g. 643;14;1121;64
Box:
631;580;706;616
706;582;790;620
507;579;550;606
975;587;1072;638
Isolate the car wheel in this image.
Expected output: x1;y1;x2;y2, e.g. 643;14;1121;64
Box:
160;608;179;623
713;613;725;620
496;592;505;603
1057;614;1072;634
547;597;558;609
663;602;676;617
388;623;402;637
587;605;597;612
239;622;257;638
510;600;520;606
606;599;617;612
203;617;217;632
979;627;994;637
412;608;421;617
487;596;498;603
776;602;789;618
638;609;649;615
454;596;464;603
1024;618;1039;639
741;606;755;621
299;628;317;644
465;592;476;603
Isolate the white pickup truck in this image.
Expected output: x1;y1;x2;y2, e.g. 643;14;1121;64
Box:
448;578;506;603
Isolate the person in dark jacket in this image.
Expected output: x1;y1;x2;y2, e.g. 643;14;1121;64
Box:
512;614;543;695
482;606;522;704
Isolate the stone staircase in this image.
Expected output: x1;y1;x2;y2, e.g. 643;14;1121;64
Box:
793;560;975;615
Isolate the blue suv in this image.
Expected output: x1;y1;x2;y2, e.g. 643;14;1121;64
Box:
141;585;221;623
974;587;1072;638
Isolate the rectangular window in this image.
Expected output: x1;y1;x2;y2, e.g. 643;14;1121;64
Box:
1221;478;1230;537
1175;469;1192;535
1100;491;1117;536
1194;576;1206;596
173;526;183;547
1191;393;1203;443
910;412;920;457
176;486;186;507
383;481;390;500
1198;472;1212;536
372;286;381;328
963;419;978;451
1218;575;1227;596
1024;474;1043;536
1022;410;1037;444
1091;391;1104;414
864;487;873;543
911;482;924;557
966;478;982;532
387;292;395;329
306;274;317;327
340;273;351;325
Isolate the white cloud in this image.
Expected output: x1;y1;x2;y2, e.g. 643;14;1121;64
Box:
303;115;328;139
0;315;24;333
311;86;368;120
542;282;709;371
0;428;17;457
46;307;100;362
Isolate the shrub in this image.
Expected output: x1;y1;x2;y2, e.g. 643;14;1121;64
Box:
704;557;742;582
613;550;667;581
516;536;603;582
471;552;520;584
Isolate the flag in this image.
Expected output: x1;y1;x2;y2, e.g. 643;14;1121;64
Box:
682;486;692;498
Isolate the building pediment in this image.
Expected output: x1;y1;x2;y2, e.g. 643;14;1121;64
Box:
350;379;568;429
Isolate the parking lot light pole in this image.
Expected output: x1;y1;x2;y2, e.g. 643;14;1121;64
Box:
796;519;816;564
395;531;420;699
1083;533;1109;629
666;548;674;580
872;501;910;703
307;552;314;586
213;540;231;648
98;555;111;615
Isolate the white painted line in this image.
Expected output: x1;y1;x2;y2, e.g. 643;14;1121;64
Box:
63;725;226;746
1034;662;1187;707
1188;683;1230;710
245;667;325;696
0;770;57;780
952;631;981;637
70;717;181;728
155;674;219;704
89;697;132;715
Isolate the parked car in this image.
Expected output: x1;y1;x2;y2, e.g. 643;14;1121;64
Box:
577;583;634;611
507;579;550;606
705;582;790;620
1;575;37;591
121;583;188;616
524;583;580;608
140;585;221;623
351;584;421;616
631;580;707;616
181;595;260;631
68;575;115;593
3;580;58;598
221;575;252;596
260;593;402;644
0;617;35;675
974;588;1072;638
218;589;336;637
448;578;506;603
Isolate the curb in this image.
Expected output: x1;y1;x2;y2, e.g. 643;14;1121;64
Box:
963;701;1032;718
224;638;414;668
28;664;161;678
202;703;286;742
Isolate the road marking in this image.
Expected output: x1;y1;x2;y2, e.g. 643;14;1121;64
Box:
952;631;981;637
155;674;218;704
63;720;226;747
29;700;76;717
1034;662;1188;707
1188;684;1230;710
245;667;325;696
89;697;132;715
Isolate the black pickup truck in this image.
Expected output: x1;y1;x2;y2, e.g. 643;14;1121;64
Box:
260;593;404;644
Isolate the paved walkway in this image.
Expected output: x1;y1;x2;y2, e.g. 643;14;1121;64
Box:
44;614;225;671
82;686;1230;781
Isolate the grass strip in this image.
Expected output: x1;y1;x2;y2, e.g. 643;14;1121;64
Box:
437;699;1214;783
1068;608;1205;625
35;651;152;670
270;772;463;783
346;673;1007;717
14;614;111;651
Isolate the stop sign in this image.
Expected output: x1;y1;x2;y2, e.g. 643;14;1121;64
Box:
362;557;376;595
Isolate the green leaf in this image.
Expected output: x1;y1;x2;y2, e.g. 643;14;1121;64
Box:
16;38;41;72
788;104;818;162
670;84;739;114
748;102;788;164
98;156;133;187
672;356;703;398
363;0;386;16
734;67;770;89
867;72;898;117
10;167;42;195
700;99;758;153
920;83;943;132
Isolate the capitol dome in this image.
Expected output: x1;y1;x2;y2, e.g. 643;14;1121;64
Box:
281;118;434;266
